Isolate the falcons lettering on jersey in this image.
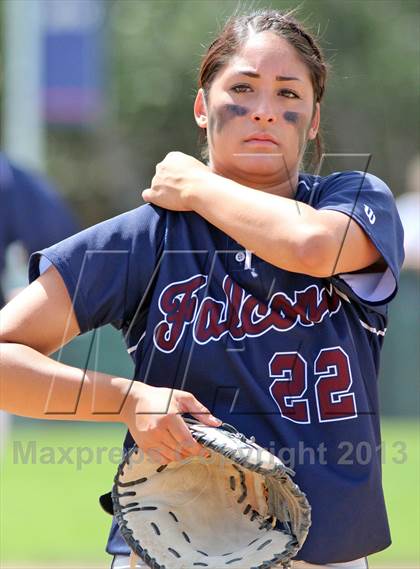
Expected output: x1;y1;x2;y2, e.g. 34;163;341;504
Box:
153;274;342;353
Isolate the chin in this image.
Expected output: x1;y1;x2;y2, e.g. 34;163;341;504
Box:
233;153;285;177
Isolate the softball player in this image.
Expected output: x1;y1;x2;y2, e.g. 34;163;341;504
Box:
0;9;403;569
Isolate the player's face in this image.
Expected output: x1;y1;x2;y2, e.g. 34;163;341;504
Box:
194;32;320;186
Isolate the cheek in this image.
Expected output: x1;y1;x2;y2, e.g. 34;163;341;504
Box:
209;104;249;136
283;111;308;151
283;111;299;125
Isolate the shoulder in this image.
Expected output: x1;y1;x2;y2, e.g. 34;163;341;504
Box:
29;204;167;280
298;171;400;230
74;203;167;245
98;202;166;229
323;170;393;196
298;170;394;201
28;204;170;332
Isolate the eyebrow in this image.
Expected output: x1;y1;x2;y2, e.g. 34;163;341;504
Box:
237;70;301;81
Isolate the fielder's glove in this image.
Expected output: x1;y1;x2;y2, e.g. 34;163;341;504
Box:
107;419;311;569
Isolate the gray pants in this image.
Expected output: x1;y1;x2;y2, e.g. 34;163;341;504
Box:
111;554;368;569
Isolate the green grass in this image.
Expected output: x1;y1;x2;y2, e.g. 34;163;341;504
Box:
0;422;126;565
369;420;420;568
0;419;418;567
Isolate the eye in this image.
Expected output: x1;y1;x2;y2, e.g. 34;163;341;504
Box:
231;84;252;93
279;89;300;99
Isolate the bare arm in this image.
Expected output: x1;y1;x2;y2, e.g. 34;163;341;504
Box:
185;173;381;277
0;266;220;462
142;152;382;277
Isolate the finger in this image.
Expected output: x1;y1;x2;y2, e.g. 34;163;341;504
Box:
142;427;189;459
145;447;168;465
178;392;222;427
164;426;193;455
166;417;204;456
142;189;151;202
145;441;185;465
160;428;193;458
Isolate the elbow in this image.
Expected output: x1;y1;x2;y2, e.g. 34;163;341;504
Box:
294;226;335;278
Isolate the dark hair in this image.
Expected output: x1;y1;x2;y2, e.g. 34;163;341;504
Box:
198;8;329;172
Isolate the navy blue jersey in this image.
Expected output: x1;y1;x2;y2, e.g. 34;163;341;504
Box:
29;171;404;564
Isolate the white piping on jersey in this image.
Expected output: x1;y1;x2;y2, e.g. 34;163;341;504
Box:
127;330;146;355
244;249;259;278
359;319;387;336
244;249;252;270
332;286;386;336
298;179;312;191
333;287;351;303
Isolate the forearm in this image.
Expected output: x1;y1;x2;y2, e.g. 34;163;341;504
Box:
0;342;134;423
187;172;326;274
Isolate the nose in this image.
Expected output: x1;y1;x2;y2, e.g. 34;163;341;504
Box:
251;104;277;124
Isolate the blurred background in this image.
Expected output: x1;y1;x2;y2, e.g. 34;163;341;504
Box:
0;0;419;567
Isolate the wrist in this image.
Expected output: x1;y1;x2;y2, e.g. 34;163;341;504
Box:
183;169;216;210
118;377;140;426
121;379;151;428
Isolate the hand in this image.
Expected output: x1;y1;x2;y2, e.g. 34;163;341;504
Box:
123;382;221;464
142;151;210;211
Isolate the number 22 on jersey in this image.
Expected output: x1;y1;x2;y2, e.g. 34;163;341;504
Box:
269;347;358;424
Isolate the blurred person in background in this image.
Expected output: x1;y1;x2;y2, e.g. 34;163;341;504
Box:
0;151;79;456
0;151;79;304
396;154;420;271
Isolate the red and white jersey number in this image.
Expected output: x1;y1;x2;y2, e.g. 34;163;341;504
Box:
269;347;358;424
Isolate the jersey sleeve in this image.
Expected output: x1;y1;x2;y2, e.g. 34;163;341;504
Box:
316;171;404;305
28;204;166;333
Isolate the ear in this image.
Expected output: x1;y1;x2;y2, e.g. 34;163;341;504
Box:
194;89;208;129
307;102;320;140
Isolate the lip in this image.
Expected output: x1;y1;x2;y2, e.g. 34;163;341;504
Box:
244;133;279;146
